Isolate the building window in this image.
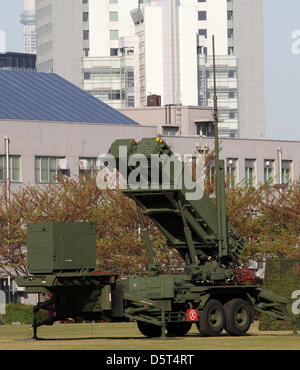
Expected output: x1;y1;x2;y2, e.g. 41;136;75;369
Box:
111;90;121;100
109;11;119;22
228;69;236;78
198;0;206;2
110;30;119;40
245;159;255;187
228;47;234;55
84;71;91;80
110;0;118;3
227;159;237;188
83;30;89;40
83;0;88;3
162;127;179;136
35;157;65;183
227;29;234;38
110;48;119;56
83;12;89;22
229;89;236;99
264;160;274;184
0;155;21;182
229;110;237;119
227;11;233;21
206;163;215;183
196;122;214;137
281;160;292;185
198;11;207;21
198;29;207;38
79;158;100;179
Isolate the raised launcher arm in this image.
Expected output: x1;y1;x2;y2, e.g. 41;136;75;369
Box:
108;137;245;283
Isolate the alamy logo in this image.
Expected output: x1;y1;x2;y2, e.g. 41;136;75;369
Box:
291;30;300;55
0;290;5;315
291;290;300;315
95;146;205;201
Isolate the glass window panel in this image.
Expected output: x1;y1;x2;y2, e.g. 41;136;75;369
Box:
83;30;89;40
49;157;57;170
110;30;119;40
83;12;89;22
198;11;207;21
264;168;272;183
41;157;49;182
0;156;4;181
35;157;40;183
11;156;20;182
245;167;253;186
109;12;118;22
282;168;290;185
49;158;58;182
49;170;57;183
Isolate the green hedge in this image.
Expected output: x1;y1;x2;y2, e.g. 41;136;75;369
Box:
0;303;48;325
259;258;300;331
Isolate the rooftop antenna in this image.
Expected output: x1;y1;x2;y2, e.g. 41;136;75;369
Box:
212;35;228;260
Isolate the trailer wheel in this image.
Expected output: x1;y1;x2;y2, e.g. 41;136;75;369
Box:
166;322;192;337
224;298;253;336
197;299;225;337
137;321;162;337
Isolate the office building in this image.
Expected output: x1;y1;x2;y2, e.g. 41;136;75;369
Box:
20;0;36;54
36;0;265;138
36;0;138;90
132;0;264;138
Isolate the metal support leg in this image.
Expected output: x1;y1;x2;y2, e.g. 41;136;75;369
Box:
177;199;198;267
137;204;158;272
32;306;38;339
160;309;167;339
32;299;55;340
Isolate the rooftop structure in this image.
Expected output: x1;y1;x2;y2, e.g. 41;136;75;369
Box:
0;70;138;125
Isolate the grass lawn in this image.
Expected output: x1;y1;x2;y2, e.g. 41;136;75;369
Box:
0;321;299;350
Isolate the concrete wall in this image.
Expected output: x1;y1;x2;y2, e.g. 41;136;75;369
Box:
119;105;213;136
1;118;298;191
163;135;300;185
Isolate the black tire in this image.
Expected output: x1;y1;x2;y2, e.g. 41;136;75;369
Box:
197;299;225;337
137;320;162;337
166;322;192;337
224;298;253;336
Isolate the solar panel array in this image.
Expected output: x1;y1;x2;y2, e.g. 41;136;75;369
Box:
0;71;139;125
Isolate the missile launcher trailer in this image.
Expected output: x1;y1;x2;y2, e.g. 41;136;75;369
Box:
16;137;297;339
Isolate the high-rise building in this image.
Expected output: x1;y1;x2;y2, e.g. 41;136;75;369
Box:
231;0;265;138
20;0;36;54
36;0;138;92
36;0;265;139
132;0;239;136
36;0;83;88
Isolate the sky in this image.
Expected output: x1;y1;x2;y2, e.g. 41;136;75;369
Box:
0;0;300;142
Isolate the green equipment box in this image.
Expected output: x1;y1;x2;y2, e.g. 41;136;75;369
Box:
27;222;96;274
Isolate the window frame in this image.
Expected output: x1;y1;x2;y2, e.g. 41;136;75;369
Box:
35;156;64;184
0;155;21;183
